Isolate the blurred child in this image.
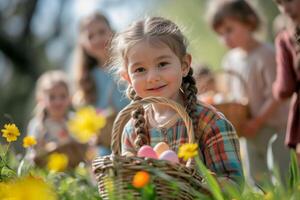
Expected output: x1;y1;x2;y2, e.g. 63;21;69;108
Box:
194;64;216;94
73;12;129;155
27;70;86;167
111;16;244;189
272;0;300;161
208;0;290;184
193;64;217;105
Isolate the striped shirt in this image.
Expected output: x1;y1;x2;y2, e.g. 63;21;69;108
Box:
121;102;244;187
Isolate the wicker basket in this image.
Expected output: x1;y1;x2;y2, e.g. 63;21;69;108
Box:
34;141;88;168
213;102;249;137
92;97;210;200
198;70;250;137
214;70;250;137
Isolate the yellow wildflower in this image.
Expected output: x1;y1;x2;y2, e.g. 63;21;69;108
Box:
178;143;198;161
23;136;37;148
264;192;273;200
68;106;106;143
47;152;69;172
1;176;57;200
0;182;9;199
132;171;150;188
1;123;20;142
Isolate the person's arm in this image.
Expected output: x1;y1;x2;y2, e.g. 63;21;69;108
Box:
199;113;244;191
252;99;281;125
273;32;297;99
243;98;282;137
244;48;283;136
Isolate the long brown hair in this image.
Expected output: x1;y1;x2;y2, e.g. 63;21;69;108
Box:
111;17;198;149
73;12;113;106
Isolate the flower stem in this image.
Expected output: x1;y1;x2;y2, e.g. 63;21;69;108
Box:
195;156;224;200
4;143;11;157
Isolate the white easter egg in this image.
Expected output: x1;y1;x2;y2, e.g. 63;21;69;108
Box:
159;150;179;164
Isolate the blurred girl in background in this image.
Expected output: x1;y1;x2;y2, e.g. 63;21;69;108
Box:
27;70;86;167
72;12;129;155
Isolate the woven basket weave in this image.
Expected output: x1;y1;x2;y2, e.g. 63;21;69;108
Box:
92;97;210;199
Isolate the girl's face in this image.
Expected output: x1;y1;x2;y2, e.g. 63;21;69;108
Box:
215;18;253;49
276;0;300;25
123;41;190;102
80;19;113;59
42;84;70;120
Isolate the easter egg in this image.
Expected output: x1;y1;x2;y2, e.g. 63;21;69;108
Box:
159;150;179;164
153;142;170;157
137;145;158;159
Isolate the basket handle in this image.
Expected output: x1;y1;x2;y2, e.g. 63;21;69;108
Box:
111;96;195;155
215;69;249;103
221;70;248;93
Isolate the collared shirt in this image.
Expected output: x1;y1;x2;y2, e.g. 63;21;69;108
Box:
121;102;244;186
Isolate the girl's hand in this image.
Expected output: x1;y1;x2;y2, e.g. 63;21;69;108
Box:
242;118;263;138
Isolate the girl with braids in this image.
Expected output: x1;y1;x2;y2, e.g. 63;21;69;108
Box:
27;71;76;163
72;12;129;155
111;16;244;188
272;0;300;162
208;0;290;185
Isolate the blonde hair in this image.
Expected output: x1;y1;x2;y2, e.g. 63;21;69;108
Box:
73;12;113;106
34;70;70;133
111;17;198;149
207;0;261;32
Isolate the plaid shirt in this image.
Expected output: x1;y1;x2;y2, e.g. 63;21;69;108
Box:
121;102;244;187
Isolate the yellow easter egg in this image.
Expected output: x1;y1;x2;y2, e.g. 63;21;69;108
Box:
153;142;170;157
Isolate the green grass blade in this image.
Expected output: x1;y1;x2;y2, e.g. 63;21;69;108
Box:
195;157;224;200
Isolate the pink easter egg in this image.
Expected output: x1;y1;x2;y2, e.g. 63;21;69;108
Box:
153;142;170;157
137;145;158;159
159;150;179;164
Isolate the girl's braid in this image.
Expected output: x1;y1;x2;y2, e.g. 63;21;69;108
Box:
126;86;149;149
181;68;199;138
